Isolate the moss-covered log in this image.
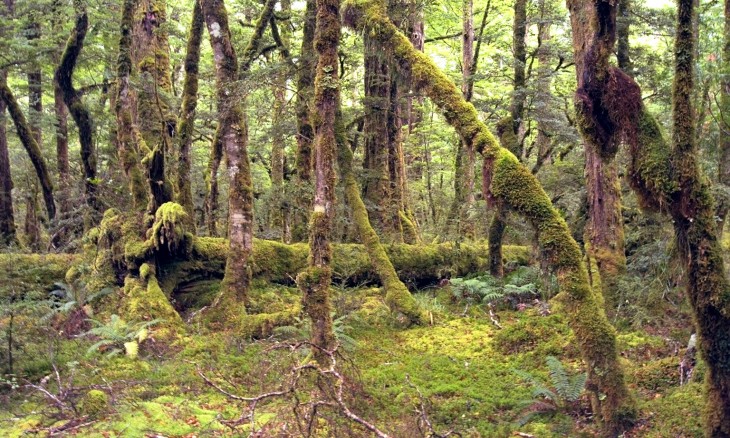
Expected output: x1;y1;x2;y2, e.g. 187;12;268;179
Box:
175;0;203;227
0;77;56;221
342;0;634;431
55;3;100;214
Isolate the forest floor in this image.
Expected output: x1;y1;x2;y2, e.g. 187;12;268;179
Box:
0;253;706;437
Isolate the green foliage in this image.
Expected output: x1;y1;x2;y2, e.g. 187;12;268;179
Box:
514;356;587;425
449;268;545;308
273;312;358;352
46;281;112;318
83;314;161;359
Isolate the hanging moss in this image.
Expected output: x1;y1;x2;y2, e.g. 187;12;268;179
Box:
147;202;192;256
342;1;635;430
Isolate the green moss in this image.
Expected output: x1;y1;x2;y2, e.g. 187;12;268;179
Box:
630;357;679;392
0;253;76;299
148;202;191;255
640;383;704;437
79;389;109;418
493;312;576;358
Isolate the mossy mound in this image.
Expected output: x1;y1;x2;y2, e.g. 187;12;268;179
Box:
0;253;77;299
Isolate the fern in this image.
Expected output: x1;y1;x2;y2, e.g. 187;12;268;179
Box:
273;313;358;352
514;356;587;425
83;315;161;358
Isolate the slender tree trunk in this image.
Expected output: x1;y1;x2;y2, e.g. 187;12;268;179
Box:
270;0;290;242
0;77;55;220
24;191;41;251
26;21;42;149
717;0;730;237
175;0;203;229
53;78;70;214
297;0;341;365
55;3;101;215
617;0;632;74
293;0;316;242
447;0;476;239
488;0;526;277
204;133;222;236
0;88;16;246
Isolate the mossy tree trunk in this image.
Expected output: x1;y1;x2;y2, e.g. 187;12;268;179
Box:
132;0;175;212
616;0;632;74
293;0;316;242
297;0;341;366
175;0;203;230
567;0;627;314
115;0;149;211
0;76;56;221
51;0;70;217
201;0;255;315
717;0;730;238
488;0;526;277
342;1;636;432
26;20;42;149
55;2;101;215
671;1;730;433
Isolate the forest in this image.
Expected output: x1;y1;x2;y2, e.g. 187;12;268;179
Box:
1;0;729;436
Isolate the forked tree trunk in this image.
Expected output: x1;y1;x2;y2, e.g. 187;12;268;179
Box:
718;0;730;237
342;3;635;432
297;0;341;365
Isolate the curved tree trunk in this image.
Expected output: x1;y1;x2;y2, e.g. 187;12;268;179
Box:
342;3;635;432
297;0;341;366
55;4;101;215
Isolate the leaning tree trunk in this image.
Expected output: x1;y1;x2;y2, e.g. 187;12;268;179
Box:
342;2;635;432
55;3;101;215
338;123;423;323
175;0;203;230
296;0;341;366
0;86;16;246
0;77;55;221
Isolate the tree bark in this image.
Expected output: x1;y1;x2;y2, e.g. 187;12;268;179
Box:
0;77;55;220
717;0;730;237
671;1;730;433
55;4;101;214
297;0;341;365
342;3;635;431
567;0;627;315
201;0;256;316
175;0;203;229
293;0;316;241
0;81;16;246
115;0;149;211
